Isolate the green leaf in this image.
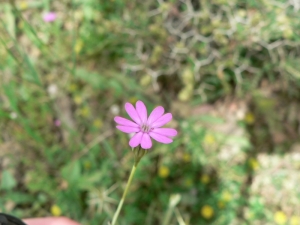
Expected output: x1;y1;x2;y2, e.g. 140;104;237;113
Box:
22;56;41;86
1;170;17;190
75;68;105;89
102;140;116;158
4;191;34;204
61;161;81;185
198;115;225;124
3;4;15;38
77;171;103;191
3;82;18;112
26;170;56;196
284;63;300;79
109;80;123;96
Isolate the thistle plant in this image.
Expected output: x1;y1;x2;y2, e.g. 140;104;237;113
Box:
111;100;177;225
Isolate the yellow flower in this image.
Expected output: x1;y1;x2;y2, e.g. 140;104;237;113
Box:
184;178;193;188
79;106;90;117
129;97;138;104
249;158;259;171
74;40;84;54
221;191;232;202
201;205;214;219
178;85;193;102
274;211;287;225
51;205;62;217
93;119;103;128
158;166;170;178
182;153;191;162
290;216;300;225
140;75;152;87
283;28;293;39
200;174;210;184
159;2;171;12
18;21;24;29
68;83;78;92
245;211;254;220
19;1;28;10
84;161;91;170
150;45;163;64
74;96;83;105
217;201;225;209
182;68;194;85
244;112;255;124
204;134;215;145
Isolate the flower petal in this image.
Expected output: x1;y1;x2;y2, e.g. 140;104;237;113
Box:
114;116;139;127
116;125;140;133
152;128;177;137
136;100;147;123
129;132;143;148
125;103;141;124
141;133;152;149
147;106;164;124
149;132;173;144
151;113;172;128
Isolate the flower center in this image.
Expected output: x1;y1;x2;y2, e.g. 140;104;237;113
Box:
141;123;152;133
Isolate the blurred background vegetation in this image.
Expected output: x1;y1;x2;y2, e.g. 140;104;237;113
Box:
0;0;300;224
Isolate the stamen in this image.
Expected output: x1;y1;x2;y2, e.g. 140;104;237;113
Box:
141;123;152;133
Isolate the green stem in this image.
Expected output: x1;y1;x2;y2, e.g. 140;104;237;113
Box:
111;164;138;225
162;206;173;225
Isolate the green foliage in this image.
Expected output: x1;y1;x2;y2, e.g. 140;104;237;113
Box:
1;170;17;190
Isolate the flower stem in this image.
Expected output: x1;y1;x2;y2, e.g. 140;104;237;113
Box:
111;164;138;225
162;206;173;225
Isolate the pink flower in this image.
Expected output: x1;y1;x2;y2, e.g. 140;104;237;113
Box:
114;100;177;149
43;12;56;22
54;119;61;127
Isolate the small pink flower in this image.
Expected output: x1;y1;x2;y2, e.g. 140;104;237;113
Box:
54;119;61;127
114;100;177;149
43;12;56;22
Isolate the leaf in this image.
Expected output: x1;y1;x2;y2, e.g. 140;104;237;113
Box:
20;119;43;143
3;82;18;112
198;115;225;124
23;56;41;86
75;68;105;89
77;172;103;191
283;56;300;80
102;140;116;158
1;170;17;190
26;171;56;195
284;64;300;79
109;80;123;97
61;161;81;185
4;4;15;38
4;192;34;204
